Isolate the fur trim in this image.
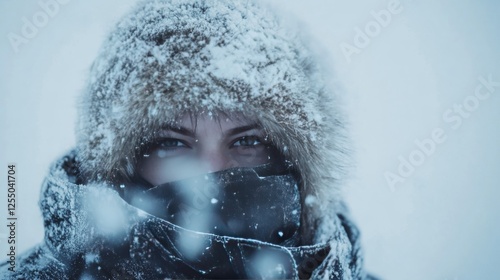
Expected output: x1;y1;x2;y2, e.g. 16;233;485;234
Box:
76;0;350;243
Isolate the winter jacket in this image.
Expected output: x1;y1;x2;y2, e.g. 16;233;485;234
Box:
0;151;372;279
1;0;376;278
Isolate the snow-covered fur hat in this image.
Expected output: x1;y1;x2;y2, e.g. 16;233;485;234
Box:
77;0;349;243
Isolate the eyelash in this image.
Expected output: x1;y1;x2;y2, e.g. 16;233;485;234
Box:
231;136;263;147
154;138;189;150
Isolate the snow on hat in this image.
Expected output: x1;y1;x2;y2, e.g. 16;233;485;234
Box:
76;0;350;242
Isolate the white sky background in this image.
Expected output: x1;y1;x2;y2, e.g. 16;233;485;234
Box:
0;0;499;279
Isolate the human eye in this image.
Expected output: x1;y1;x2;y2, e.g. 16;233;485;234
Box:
229;135;275;166
143;138;190;158
231;136;263;147
156;138;188;150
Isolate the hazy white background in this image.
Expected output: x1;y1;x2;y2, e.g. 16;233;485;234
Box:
1;0;499;279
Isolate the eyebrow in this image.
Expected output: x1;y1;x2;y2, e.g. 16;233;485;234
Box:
223;124;260;137
162;124;260;138
165;126;196;137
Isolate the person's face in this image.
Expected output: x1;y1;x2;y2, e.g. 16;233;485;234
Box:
137;114;281;185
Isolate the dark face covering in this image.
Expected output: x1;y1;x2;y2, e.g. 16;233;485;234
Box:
122;163;302;246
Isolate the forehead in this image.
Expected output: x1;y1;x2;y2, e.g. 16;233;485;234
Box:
175;112;261;133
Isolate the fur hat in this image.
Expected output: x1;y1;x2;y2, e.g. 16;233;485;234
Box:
76;0;350;243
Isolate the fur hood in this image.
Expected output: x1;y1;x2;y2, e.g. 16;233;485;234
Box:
76;0;350;244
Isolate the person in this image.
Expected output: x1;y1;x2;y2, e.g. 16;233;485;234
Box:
1;0;377;279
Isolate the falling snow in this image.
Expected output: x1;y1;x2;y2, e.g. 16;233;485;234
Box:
2;0;364;278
